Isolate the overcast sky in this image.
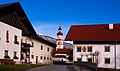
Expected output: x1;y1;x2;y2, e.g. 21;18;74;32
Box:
0;0;120;38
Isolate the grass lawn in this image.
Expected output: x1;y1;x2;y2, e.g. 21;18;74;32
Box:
0;64;45;71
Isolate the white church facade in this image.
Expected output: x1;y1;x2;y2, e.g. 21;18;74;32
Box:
53;26;70;63
65;24;120;69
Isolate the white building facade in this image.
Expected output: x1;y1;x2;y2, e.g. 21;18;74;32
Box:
65;24;120;69
74;44;120;69
30;39;53;64
0;21;21;63
0;2;55;65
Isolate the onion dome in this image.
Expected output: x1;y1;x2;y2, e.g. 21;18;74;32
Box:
57;31;63;35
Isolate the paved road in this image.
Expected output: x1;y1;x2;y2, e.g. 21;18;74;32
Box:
24;64;93;71
74;65;94;71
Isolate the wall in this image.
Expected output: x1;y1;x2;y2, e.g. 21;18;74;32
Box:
0;21;21;62
30;39;53;64
74;44;120;69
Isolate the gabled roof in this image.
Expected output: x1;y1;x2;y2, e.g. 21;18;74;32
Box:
52;48;70;53
0;2;37;36
65;24;120;41
0;2;56;47
33;35;56;48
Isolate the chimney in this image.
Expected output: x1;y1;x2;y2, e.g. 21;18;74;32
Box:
109;24;114;30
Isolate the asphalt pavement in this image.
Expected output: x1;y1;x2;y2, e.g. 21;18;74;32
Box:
24;64;93;71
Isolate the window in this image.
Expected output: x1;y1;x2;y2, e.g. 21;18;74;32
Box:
47;48;49;52
88;46;92;52
40;56;42;60
77;58;81;61
14;35;19;44
44;57;46;60
105;58;110;64
41;45;43;50
32;42;34;47
105;46;110;52
50;58;52;60
4;50;10;59
6;30;9;43
31;55;34;59
14;52;17;57
77;46;81;52
88;58;92;63
13;51;18;59
5;50;8;56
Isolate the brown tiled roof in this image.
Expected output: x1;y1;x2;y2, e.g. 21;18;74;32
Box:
65;24;120;41
33;35;56;48
0;2;37;36
57;31;63;35
53;48;70;53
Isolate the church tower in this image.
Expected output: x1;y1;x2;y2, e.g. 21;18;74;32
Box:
56;26;64;49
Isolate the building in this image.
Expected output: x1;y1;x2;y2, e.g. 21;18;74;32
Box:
56;26;64;49
65;24;120;69
0;21;21;64
29;36;56;64
0;2;55;64
53;26;70;63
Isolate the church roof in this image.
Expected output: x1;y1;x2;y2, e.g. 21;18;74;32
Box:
58;26;62;30
52;48;70;53
57;31;63;35
65;24;120;41
0;2;37;36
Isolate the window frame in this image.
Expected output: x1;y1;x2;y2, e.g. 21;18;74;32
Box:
44;57;46;60
5;50;8;56
88;46;92;52
105;46;110;52
88;58;92;63
6;30;9;43
77;58;81;61
47;48;49;52
40;56;42;60
31;55;34;59
77;46;81;52
14;51;17;57
105;58;110;64
14;35;19;44
32;42;34;47
41;45;43;50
